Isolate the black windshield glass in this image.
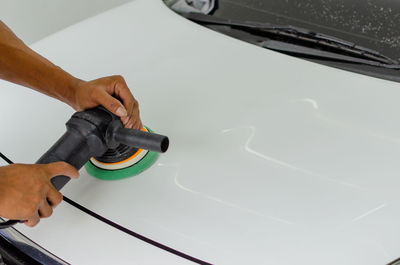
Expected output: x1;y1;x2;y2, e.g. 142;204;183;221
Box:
213;0;400;61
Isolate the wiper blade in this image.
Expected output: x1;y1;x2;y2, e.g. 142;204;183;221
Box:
262;40;400;69
185;12;400;69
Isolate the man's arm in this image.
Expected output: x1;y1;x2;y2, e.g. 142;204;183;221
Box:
0;20;142;129
0;20;143;227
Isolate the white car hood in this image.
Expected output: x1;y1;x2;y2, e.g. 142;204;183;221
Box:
2;0;400;264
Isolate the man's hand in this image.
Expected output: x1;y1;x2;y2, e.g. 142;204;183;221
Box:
69;76;143;129
0;162;79;227
0;22;142;130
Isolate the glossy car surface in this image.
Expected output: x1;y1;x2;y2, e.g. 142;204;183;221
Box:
1;0;400;264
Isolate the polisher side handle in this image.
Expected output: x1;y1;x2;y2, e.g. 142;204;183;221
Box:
113;127;169;153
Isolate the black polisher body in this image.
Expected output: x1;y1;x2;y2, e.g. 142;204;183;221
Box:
36;107;169;191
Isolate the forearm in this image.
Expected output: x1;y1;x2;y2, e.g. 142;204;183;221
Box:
0;20;78;104
0;21;141;129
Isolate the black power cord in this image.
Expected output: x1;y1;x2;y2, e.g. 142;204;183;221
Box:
0;220;21;229
0;153;13;165
0;152;212;264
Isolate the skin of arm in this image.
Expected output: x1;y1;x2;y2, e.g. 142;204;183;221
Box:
0;20;143;226
0;20;142;129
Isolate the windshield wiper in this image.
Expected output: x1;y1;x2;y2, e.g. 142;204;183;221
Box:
184;12;400;70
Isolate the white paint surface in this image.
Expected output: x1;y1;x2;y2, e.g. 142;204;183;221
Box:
0;0;132;44
1;0;400;264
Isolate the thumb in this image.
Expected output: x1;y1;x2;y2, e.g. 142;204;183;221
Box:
96;90;127;117
45;162;80;180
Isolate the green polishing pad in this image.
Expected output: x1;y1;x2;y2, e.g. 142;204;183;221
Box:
84;127;159;180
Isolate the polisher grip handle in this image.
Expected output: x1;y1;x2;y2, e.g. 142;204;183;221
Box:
36;129;92;191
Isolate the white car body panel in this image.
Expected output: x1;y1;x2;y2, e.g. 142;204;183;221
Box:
0;158;187;264
1;0;400;264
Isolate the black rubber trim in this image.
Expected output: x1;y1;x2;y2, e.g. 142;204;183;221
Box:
387;257;400;265
0;235;42;265
0;152;212;265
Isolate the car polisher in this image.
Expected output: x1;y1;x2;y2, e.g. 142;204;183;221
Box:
0;106;169;228
40;106;169;190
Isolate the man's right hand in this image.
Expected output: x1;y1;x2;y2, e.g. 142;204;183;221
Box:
0;162;79;227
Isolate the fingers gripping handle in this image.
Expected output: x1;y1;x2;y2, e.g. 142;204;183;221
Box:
0;129;96;228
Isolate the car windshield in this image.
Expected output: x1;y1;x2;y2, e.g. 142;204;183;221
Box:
167;0;400;81
212;0;400;61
